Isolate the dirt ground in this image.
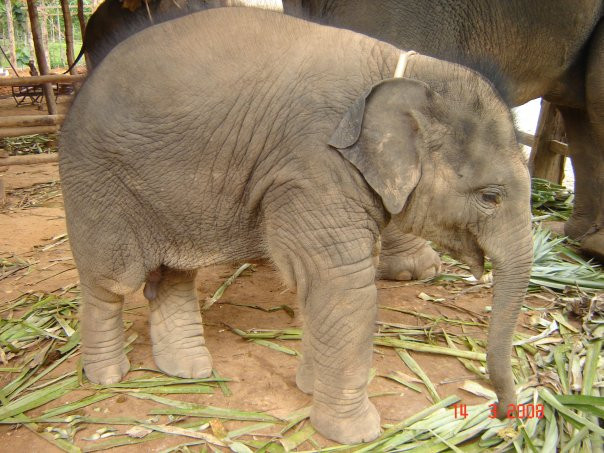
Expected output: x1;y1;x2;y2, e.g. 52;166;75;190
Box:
0;94;552;452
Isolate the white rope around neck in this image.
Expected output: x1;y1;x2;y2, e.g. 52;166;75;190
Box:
393;50;418;78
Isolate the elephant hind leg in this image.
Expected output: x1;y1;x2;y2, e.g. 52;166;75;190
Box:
148;268;212;378
81;283;130;384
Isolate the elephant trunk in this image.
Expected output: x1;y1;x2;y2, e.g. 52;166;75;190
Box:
481;219;533;418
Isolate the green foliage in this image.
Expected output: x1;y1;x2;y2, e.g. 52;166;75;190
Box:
15;46;31;66
2;0;90;69
530;227;604;292
531;178;574;221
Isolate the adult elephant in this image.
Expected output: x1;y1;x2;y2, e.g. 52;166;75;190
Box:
283;0;604;260
78;0;216;68
76;0;279;70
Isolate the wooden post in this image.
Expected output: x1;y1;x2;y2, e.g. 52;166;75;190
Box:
528;100;567;184
60;0;76;74
26;0;57;115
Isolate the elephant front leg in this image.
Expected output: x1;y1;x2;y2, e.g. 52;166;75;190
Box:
269;230;381;443
264;183;385;443
148;269;212;378
305;275;381;444
378;223;441;280
81;285;130;385
295;328;314;394
580;21;604;260
558;105;604;259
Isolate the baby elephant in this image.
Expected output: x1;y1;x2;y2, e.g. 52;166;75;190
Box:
60;7;532;444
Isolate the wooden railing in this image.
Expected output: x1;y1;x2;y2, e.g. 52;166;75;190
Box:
526;101;569;184
0;74;83;139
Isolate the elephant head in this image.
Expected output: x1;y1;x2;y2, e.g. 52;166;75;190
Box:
329;69;532;415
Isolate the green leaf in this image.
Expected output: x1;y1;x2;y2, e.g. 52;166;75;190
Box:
555;395;604;406
203;263;254;310
42;393;115;418
397;349;440;403
380;371;423;393
279;424;315;452
374;337;489;362
251;339;298;356
539;388;604;436
150;405;282;423
229;441;254;453
213;369;232;397
0;376;78;420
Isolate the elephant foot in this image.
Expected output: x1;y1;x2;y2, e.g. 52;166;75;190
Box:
295;361;314;394
379;238;441;281
148;269;213;378
565;217;604;261
84;355;130;385
153;344;213;378
151;316;213;378
564;216;593;241
580;229;604;261
311;399;381;444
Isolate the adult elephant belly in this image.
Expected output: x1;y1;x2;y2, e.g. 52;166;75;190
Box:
283;0;604;260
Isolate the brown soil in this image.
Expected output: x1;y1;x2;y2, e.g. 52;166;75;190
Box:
0;97;549;452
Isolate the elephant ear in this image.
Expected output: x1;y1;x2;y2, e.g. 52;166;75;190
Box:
329;78;435;215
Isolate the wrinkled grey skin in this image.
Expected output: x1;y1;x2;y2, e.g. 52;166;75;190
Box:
60;8;532;444
284;0;604;259
69;0;441;283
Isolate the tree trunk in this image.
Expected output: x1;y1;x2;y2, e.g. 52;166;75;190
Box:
25;0;57;115
59;15;66;67
24;7;35;59
60;0;76;73
39;0;51;68
77;0;90;69
50;10;55;42
4;0;18;69
77;0;86;35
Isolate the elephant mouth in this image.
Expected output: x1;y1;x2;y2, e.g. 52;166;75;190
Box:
440;233;485;279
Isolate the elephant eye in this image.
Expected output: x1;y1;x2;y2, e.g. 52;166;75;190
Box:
481;192;501;204
477;188;503;207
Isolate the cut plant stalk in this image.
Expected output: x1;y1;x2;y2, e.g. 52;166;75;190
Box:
202;263;254;310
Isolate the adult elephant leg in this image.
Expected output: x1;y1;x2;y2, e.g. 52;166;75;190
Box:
81;283;130;384
266;205;381;444
378;223;441;280
148;268;212;378
559;105;604;258
582;19;604;259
